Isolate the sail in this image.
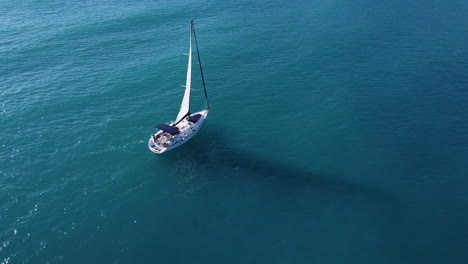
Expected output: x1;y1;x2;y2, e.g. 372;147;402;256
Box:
175;24;192;123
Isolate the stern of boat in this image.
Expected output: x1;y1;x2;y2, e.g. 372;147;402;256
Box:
148;132;168;154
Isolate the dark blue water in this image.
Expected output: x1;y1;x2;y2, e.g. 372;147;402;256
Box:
1;0;468;263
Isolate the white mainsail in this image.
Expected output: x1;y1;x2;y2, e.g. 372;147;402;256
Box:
175;24;192;123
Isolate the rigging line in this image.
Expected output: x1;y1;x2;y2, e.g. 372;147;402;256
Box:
191;20;210;109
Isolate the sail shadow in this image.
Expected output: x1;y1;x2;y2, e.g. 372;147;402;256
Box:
152;125;403;261
162;124;398;203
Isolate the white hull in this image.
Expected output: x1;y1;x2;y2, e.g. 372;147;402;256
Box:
148;109;209;154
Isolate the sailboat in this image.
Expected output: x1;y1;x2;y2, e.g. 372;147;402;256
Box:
148;20;210;154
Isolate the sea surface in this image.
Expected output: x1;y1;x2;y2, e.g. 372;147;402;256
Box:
1;0;468;263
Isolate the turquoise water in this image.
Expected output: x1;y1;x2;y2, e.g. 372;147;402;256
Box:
2;0;468;263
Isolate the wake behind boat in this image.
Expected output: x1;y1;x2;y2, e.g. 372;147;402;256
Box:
149;20;210;154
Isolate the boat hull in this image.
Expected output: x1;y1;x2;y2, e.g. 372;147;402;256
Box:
148;109;209;154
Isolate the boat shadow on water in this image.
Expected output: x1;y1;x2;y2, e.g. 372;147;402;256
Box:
162;124;399;205
156;125;404;257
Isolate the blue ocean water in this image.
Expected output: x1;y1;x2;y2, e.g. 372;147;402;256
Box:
1;0;468;263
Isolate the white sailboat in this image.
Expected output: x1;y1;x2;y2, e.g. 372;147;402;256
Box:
148;20;210;154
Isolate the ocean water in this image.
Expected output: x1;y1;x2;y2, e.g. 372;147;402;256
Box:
1;0;468;263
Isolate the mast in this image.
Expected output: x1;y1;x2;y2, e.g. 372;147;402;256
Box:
191;20;210;110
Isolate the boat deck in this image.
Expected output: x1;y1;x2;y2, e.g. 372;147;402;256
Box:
148;110;208;154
